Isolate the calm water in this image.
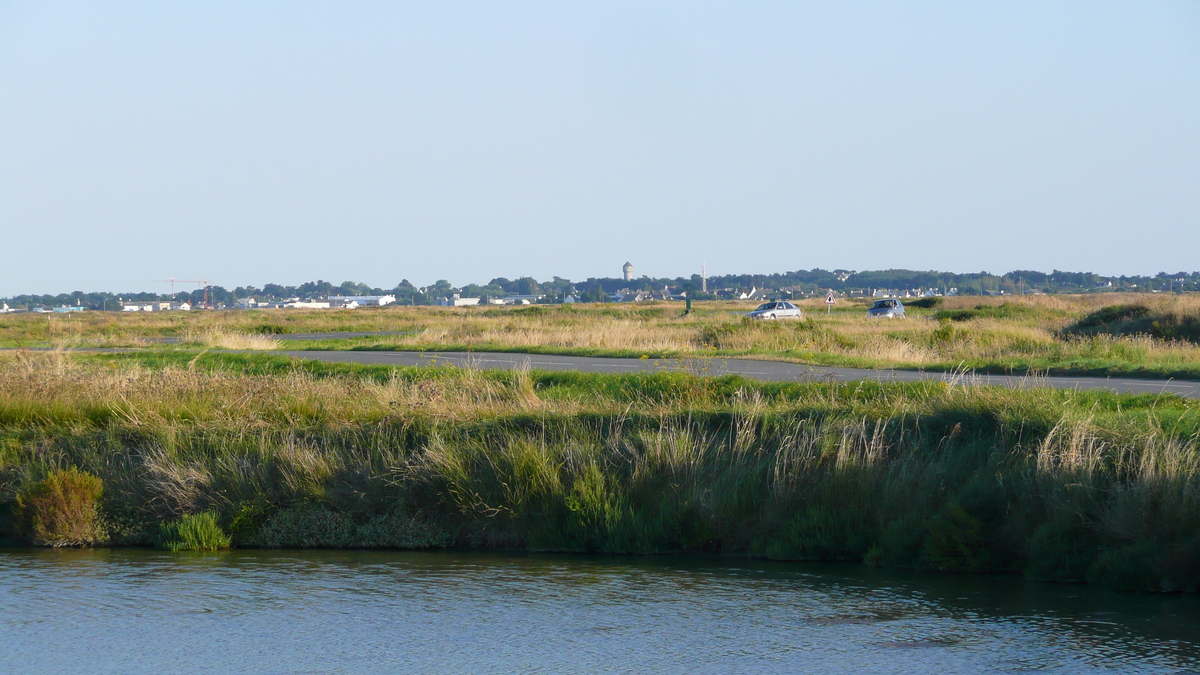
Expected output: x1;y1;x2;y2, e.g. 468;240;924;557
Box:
1;548;1197;674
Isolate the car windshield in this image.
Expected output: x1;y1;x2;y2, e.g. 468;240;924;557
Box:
871;300;893;309
754;303;774;311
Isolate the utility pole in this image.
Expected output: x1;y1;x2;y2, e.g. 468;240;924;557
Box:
701;263;707;294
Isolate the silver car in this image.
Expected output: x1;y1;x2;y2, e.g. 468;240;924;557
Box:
867;298;905;319
746;301;802;320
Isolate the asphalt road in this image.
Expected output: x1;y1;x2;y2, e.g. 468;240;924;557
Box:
139;331;415;343
279;350;1200;399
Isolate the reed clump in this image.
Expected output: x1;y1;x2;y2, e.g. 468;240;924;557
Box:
1;350;1198;592
157;511;232;551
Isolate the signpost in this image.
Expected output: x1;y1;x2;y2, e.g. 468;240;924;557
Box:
825;290;835;314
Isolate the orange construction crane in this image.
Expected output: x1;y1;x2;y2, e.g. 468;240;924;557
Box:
156;278;214;308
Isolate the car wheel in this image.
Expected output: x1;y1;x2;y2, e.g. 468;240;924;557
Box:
768;314;776;320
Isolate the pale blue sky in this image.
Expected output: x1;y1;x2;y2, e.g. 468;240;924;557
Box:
2;2;1198;295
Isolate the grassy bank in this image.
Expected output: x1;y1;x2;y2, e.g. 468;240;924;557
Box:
5;294;1200;379
1;350;1198;592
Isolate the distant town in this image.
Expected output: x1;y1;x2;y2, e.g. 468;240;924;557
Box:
2;265;1197;313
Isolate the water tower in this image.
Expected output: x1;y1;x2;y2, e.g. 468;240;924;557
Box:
623;261;634;282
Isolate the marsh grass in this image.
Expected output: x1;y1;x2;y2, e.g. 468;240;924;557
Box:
1;350;1199;590
4;295;1200;377
185;328;282;350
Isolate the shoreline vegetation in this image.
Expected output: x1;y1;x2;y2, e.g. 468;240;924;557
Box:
5;294;1200;381
1;350;1198;593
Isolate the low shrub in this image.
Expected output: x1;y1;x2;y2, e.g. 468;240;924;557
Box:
1064;304;1200;344
935;309;976;322
935;303;1034;323
352;511;455;549
1072;304;1151;330
905;297;943;309
227;500;276;545
930;318;965;345
157;512;232;551
253;507;355;548
1024;519;1102;583
15;468;104;547
250;507;454;549
1087;543;1162;593
920;504;995;573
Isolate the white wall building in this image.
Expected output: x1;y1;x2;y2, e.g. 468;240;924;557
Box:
435;294;481;307
121;301;184;312
327;295;396;307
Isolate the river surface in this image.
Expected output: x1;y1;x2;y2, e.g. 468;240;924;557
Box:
1;548;1197;674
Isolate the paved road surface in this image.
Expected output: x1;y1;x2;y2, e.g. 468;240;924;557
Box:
140;331;415;343
279;350;1200;399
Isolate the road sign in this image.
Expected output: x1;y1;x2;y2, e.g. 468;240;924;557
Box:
825;291;835;304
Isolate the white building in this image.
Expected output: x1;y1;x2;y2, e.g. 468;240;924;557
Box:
282;300;331;309
260;299;332;309
121;301;178;312
435;294;481;307
327;295;396;307
499;295;544;305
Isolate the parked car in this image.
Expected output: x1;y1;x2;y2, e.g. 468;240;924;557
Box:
867;298;905;319
745;301;802;320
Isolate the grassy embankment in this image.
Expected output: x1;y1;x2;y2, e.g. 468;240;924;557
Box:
1;349;1198;592
5;294;1200;379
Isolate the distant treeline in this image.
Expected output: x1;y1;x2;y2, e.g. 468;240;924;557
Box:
5;269;1199;310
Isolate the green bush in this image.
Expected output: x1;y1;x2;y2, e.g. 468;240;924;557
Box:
764;506;876;561
1024;519;1101;582
352;511;455;549
935;309;976;322
253;507;355;548
15;468;104;546
1062;304;1200;344
920;504;994;572
253;324;289;335
1087;543;1162;592
866;514;928;567
1073;304;1151;330
935;303;1034;322
930;318;964;345
227;500;276;545
906;297;943;309
157;512;232;551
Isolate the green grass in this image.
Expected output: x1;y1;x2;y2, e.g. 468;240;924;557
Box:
1;351;1199;591
7;295;1200;380
272;337;1200;381
157;512;232;551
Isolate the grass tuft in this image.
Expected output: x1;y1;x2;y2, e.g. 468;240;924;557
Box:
157;512;232;551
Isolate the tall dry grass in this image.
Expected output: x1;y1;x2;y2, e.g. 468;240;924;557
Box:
1;350;1199;591
6;295;1200;377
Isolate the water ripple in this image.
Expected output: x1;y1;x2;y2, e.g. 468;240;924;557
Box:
0;549;1197;674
